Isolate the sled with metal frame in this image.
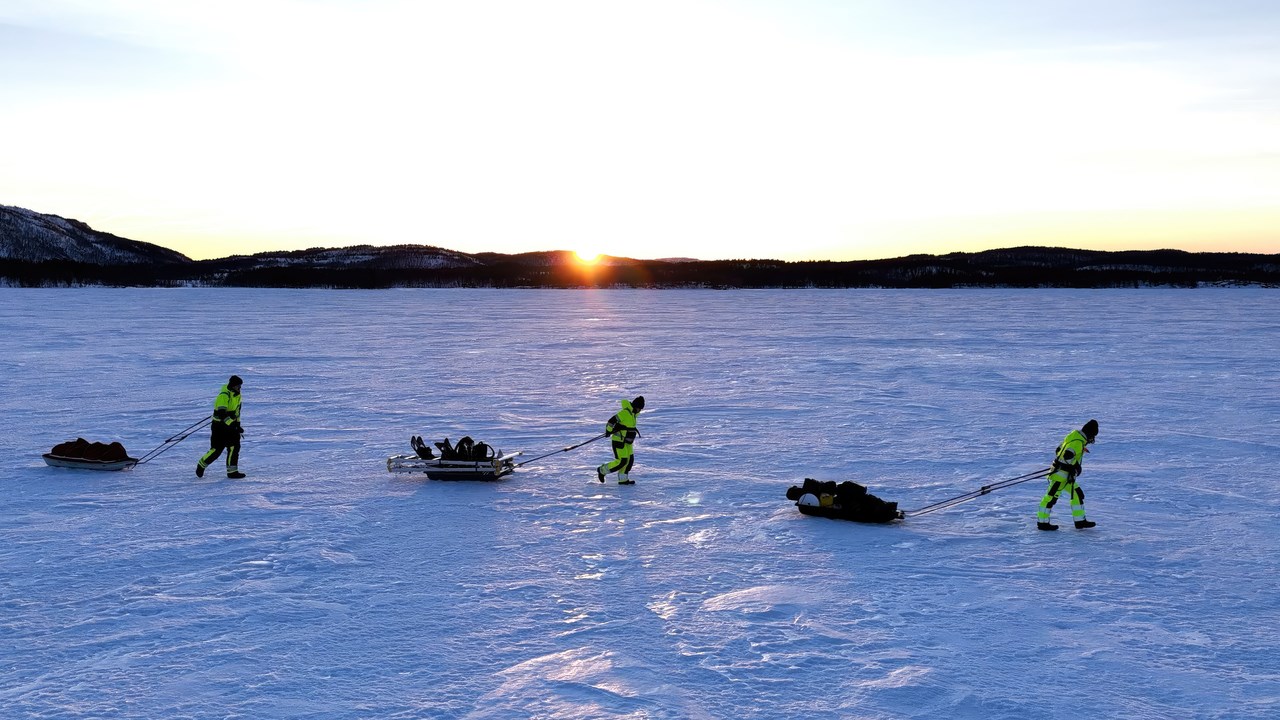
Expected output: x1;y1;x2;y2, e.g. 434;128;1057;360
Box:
386;451;523;480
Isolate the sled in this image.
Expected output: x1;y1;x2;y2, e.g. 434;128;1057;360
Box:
786;478;904;523
386;451;523;481
794;501;903;523
42;438;139;472
43;453;139;471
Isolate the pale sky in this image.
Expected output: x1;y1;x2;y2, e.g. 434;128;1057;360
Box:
2;0;1278;261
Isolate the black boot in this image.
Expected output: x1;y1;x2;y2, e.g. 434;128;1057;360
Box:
1074;519;1096;529
195;463;204;478
596;465;605;483
1037;521;1058;531
227;471;246;479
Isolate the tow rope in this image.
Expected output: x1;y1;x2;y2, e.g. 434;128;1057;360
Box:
134;415;213;465
513;432;609;468
902;468;1052;518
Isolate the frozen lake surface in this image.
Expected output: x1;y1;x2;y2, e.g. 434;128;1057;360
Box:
2;288;1278;719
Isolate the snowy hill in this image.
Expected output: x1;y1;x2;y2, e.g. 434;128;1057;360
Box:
3;204;1278;287
214;244;486;271
0;205;190;265
187;245;504;288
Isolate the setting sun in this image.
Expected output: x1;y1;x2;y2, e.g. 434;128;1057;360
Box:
574;250;603;265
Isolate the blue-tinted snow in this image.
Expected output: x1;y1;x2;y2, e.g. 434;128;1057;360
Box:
2;288;1277;719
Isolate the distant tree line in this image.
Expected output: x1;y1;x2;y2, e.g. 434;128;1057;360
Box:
0;260;189;287
2;249;1279;289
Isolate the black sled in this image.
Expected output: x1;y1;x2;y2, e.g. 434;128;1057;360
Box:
786;478;904;523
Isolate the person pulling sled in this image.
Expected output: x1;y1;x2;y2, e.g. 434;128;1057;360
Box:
597;396;644;484
197;375;246;479
1036;419;1099;531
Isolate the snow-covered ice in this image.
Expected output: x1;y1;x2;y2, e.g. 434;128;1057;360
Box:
2;287;1277;719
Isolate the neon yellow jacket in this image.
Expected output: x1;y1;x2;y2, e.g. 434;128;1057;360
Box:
213;385;242;427
1051;429;1087;478
605;399;638;441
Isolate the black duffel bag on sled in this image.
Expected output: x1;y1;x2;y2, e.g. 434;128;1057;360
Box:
785;478;903;523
